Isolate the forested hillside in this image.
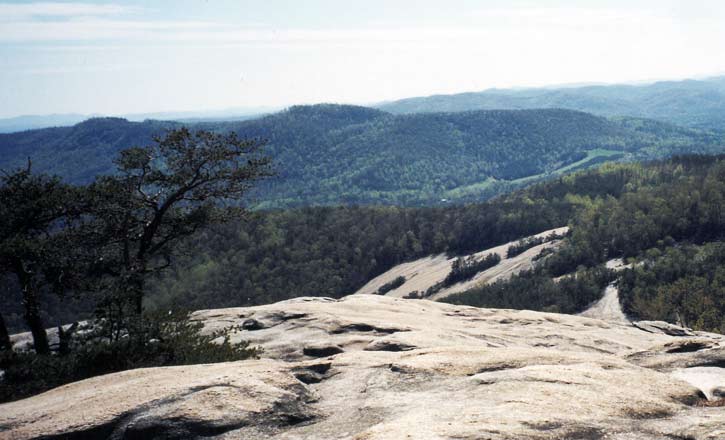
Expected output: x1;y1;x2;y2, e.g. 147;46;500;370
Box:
1;105;722;206
4;155;725;335
445;155;725;333
379;76;725;131
123;154;725;336
0;118;176;182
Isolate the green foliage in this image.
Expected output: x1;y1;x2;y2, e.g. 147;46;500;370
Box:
618;243;725;333
0;310;258;403
376;276;406;295
84;128;273;318
545;156;725;276
146;195;574;311
139;154;725;320
443;265;616;314
0;118;173;183
2;106;722;207
506;231;567;258
0;166;87;354
7;154;725;343
507;238;542;258
422;253;502;298
0;128;270;403
443;253;501;287
443;155;725;326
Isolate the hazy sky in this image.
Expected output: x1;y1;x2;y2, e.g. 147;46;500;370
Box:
2;0;725;118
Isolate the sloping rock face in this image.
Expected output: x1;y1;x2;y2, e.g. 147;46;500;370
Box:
354;227;568;300
2;295;724;439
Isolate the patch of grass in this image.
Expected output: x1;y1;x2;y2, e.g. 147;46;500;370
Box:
510;149;624;185
443;177;498;199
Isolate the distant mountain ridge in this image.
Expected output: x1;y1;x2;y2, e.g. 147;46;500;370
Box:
377;76;725;130
0;107;276;134
0;114;93;134
5;76;725;134
0;104;722;207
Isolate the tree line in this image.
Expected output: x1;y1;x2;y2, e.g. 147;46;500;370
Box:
443;155;725;332
7;153;725;337
144;155;725;318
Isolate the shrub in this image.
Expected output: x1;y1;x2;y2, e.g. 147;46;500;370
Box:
506;231;567;259
0;310;258;403
443;253;501;287
376;276;406;295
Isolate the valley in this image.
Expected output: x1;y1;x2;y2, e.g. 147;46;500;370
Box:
3;108;725;439
1;106;722;207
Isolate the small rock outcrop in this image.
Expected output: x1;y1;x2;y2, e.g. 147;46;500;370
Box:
1;295;724;439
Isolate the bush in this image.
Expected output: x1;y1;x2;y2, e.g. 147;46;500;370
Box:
376;276;406;295
418;253;502;298
507;236;546;258
0;310;258;403
443;254;501;287
506;231;566;259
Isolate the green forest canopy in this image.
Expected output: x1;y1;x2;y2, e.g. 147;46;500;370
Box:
445;155;725;333
1;105;722;207
6;154;725;335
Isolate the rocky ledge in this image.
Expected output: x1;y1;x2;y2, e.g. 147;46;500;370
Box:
1;294;724;439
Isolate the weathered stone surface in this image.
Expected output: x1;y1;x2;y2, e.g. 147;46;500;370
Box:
2;294;724;439
353;227;569;300
627;341;725;370
633;320;697;337
0;360;317;439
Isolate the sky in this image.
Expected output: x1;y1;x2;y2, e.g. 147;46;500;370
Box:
2;0;725;118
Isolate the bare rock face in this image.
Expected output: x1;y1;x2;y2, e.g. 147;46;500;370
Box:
2;295;724;439
353;227;569;300
0;360;317;439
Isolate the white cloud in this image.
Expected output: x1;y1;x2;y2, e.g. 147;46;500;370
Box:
0;4;690;44
0;2;140;19
0;18;227;41
9;60;155;75
3;1;725;117
0;16;443;42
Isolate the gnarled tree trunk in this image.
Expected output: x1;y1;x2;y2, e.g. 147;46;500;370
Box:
15;263;50;355
0;312;11;351
23;291;50;355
